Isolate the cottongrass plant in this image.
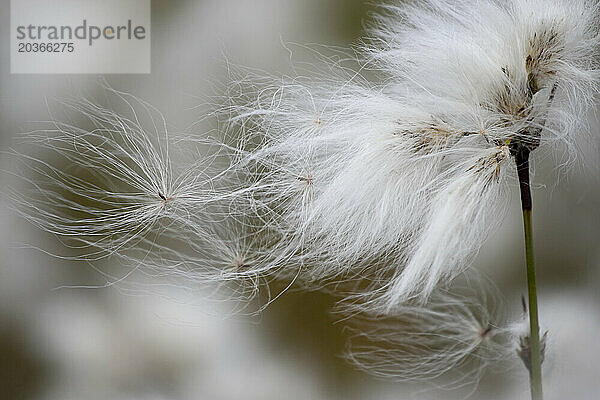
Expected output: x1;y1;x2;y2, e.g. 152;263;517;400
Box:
9;0;600;398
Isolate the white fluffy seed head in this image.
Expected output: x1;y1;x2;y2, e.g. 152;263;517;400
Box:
383;145;512;307
367;0;600;156
9;88;221;263
342;286;514;388
215;0;600;307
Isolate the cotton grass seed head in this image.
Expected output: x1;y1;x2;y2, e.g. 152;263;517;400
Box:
214;0;600;308
342;286;514;389
9;88;221;265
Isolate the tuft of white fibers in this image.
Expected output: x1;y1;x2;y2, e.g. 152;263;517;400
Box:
216;67;515;308
342;286;514;390
217;75;461;291
367;0;600;157
214;0;600;308
9;87;221;264
384;145;512;307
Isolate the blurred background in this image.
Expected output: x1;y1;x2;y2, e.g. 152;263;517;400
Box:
1;1;599;399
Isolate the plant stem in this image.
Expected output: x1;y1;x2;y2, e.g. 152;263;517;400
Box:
515;147;543;400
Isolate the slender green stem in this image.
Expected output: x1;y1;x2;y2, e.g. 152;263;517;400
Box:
515;148;543;400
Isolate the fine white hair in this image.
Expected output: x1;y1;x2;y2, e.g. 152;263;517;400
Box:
342;285;513;389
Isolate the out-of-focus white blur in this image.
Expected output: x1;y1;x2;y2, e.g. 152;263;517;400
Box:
1;1;598;399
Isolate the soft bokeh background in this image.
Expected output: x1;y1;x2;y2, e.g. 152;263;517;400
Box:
1;1;599;399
